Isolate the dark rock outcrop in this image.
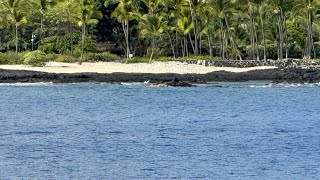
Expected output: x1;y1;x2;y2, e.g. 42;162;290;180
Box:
0;67;320;84
152;78;194;87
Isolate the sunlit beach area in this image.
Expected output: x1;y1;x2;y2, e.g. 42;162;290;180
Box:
0;62;277;74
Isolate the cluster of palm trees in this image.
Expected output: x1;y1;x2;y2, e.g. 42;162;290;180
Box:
1;0;320;62
111;0;320;61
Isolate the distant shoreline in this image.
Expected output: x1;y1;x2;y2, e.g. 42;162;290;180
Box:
0;62;277;74
0;65;319;84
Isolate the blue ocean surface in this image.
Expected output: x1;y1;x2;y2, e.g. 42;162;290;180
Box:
0;82;319;179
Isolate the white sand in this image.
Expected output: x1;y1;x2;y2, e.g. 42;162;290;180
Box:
0;61;277;74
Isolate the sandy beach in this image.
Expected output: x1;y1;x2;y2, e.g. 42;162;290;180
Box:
0;61;277;74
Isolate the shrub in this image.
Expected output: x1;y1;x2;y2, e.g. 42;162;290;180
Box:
44;54;59;62
38;43;55;54
127;57;149;63
146;47;164;58
54;54;77;63
0;53;9;64
154;56;170;62
0;51;25;65
23;50;47;66
83;52;122;62
127;56;171;63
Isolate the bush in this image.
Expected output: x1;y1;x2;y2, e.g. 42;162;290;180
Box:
153;56;170;62
0;53;9;64
44;54;59;62
127;57;149;63
38;43;55;54
54;54;77;63
0;51;25;65
23;50;48;66
127;56;171;63
83;52;122;62
146;47;164;58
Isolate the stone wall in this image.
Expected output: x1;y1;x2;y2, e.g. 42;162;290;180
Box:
183;59;320;68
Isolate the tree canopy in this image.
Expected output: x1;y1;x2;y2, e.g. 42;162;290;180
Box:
1;0;320;61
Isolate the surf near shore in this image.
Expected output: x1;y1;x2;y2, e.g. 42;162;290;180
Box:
0;61;319;83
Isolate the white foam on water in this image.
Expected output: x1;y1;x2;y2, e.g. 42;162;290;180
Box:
120;82;150;86
0;82;54;87
249;82;320;88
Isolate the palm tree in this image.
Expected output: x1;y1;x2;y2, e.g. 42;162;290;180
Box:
75;0;102;64
199;3;215;59
0;0;27;58
267;0;293;60
175;16;193;57
141;0;165;15
242;0;260;60
210;0;235;60
293;0;319;59
165;0;189;58
188;0;204;55
109;0;138;62
138;13;167;62
258;0;268;61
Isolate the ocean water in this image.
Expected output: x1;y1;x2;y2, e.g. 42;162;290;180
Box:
0;82;319;179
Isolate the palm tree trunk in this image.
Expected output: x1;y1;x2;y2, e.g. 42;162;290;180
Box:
260;16;267;61
250;20;254;60
199;34;202;55
306;10;312;60
194;22;198;55
225;17;232;60
126;21;130;61
15;24;18;60
122;20;130;63
149;37;155;63
188;32;195;54
39;15;43;47
278;13;284;61
80;22;86;64
185;36;188;57
168;34;176;59
225;33;229;60
68;0;73;55
176;32;179;56
181;37;185;57
283;13;288;59
220;20;225;60
208;34;212;60
249;13;255;60
189;1;198;55
253;19;259;60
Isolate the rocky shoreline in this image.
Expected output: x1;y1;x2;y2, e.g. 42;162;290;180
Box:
0;67;320;84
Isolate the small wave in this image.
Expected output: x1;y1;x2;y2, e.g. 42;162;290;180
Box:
250;83;320;88
1;131;53;137
0;82;54;87
120;82;150;86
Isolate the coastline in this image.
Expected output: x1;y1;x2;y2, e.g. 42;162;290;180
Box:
0;62;277;74
0;62;319;84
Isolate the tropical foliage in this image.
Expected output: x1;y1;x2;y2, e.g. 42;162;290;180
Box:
1;0;320;63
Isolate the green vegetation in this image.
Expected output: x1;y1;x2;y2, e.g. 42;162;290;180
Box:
23;50;48;66
1;0;320;65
